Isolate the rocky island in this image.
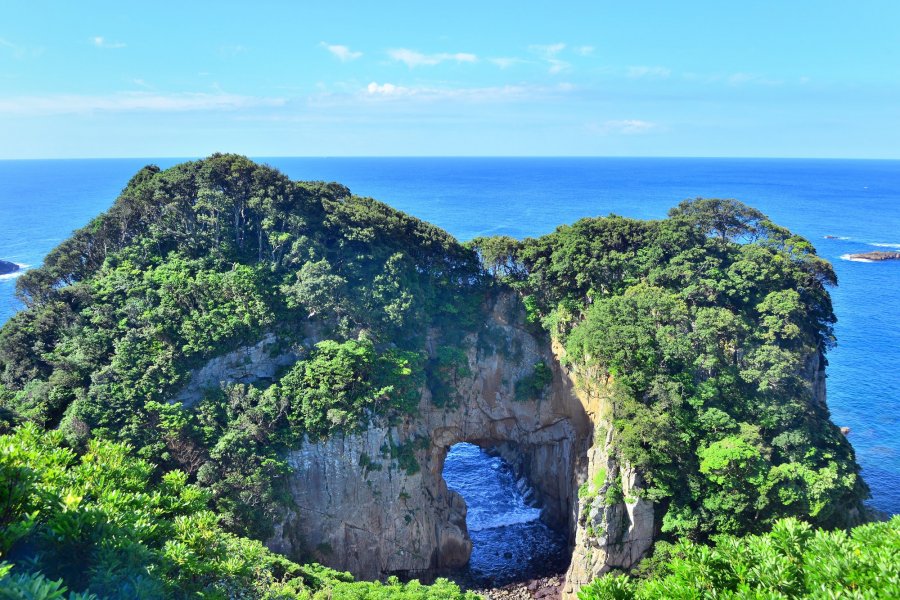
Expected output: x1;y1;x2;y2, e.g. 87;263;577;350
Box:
846;250;900;261
0;259;19;275
0;155;895;600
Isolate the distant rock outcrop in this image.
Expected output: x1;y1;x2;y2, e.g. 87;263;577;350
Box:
0;260;19;275
847;251;900;261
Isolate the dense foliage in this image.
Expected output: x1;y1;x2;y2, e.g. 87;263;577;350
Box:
0;425;479;599
578;516;900;599
472;198;867;540
0;154;484;536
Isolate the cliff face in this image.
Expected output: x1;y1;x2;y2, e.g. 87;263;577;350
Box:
263;292;592;579
186;292;646;591
552;348;656;598
170;290;840;597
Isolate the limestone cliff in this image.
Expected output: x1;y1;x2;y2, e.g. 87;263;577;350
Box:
264;292;595;579
172;291;656;592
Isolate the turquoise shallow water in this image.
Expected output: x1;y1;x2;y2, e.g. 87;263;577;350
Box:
0;157;898;515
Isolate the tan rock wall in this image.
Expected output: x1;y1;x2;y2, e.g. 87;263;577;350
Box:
176;292;656;593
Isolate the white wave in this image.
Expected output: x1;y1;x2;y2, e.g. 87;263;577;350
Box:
0;263;28;280
468;507;542;531
840;254;875;263
870;243;900;249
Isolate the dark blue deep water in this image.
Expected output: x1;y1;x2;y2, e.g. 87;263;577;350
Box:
442;443;567;584
1;158;899;521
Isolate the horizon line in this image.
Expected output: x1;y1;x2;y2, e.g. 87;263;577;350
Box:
2;155;900;162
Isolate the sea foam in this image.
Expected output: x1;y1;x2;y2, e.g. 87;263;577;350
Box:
840;254;875;263
467;507;543;532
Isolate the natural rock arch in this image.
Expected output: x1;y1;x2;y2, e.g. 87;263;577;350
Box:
262;294;583;573
172;292;656;595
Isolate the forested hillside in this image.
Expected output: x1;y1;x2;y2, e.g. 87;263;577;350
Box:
0;154;486;539
0;155;889;599
470;198;866;540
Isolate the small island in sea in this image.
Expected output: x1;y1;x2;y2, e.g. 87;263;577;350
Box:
846;250;900;261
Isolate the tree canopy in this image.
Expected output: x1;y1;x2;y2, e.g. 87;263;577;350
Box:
494;199;862;540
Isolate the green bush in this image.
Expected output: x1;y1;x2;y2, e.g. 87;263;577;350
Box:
0;424;481;599
278;338;424;439
514;361;553;401
578;517;900;599
0;564;97;600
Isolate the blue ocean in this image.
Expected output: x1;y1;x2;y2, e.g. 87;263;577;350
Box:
1;157;898;524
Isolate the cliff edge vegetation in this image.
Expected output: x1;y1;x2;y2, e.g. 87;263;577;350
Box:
474;197;866;540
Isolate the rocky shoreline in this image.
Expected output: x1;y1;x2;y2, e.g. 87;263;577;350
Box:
846;251;900;261
471;574;564;600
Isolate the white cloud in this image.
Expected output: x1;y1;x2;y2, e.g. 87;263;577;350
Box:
321;43;362;62
627;66;671;79
218;45;247;57
590;119;658;135
728;72;756;85
0;37;23;57
1;37;43;59
91;36;126;49
0;92;286;116
548;61;569;74
529;43;569;74
576;45;595;56
489;57;524;69
367;82;408;96
728;72;782;86
362;81;573;103
387;48;477;68
530;43;566;56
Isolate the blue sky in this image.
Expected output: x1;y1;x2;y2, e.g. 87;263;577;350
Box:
1;1;898;158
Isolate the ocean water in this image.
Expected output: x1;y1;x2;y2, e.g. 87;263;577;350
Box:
0;157;898;519
442;443;568;584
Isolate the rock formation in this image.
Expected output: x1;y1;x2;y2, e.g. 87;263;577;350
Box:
0;260;19;275
846;251;900;261
170;290;840;599
174;333;300;407
174;292;655;596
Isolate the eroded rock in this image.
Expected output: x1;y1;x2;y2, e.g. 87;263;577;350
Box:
177;293;660;589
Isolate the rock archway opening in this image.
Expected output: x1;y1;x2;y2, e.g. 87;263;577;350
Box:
442;442;569;586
